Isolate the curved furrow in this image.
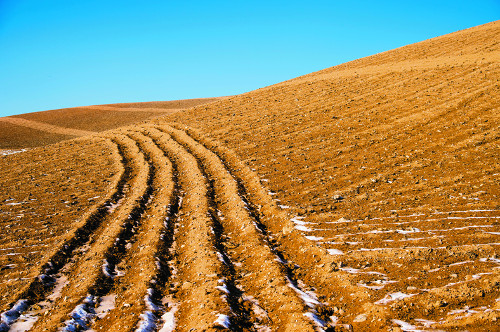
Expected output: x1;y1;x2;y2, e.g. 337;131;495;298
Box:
0;137;127;332
89;130;177;332
156;125;321;331
28;134;151;332
168;124;383;328
144;127;232;331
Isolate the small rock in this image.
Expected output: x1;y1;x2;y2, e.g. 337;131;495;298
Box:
333;194;344;201
433;300;447;308
353;314;367;322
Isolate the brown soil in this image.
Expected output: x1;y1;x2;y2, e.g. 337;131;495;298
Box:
0;117;94;137
0;121;72;149
1;97;223;150
0;21;499;332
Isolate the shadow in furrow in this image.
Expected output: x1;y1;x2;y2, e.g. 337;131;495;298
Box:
136;136;183;331
174;141;255;331
62;138;155;331
179;129;335;330
90;139;155;297
206;177;255;331
234;180;334;331
0;139;130;332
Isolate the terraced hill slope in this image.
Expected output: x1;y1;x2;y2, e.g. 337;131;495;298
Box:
0;21;499;331
0;97;222;151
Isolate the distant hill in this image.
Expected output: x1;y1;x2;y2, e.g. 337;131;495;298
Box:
0;97;222;150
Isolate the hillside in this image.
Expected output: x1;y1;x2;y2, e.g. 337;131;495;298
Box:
0;21;499;331
0;97;222;151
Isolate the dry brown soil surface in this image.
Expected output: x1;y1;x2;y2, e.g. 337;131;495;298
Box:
0;97;222;150
0;21;499;331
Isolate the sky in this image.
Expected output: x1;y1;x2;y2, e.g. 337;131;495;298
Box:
0;1;499;117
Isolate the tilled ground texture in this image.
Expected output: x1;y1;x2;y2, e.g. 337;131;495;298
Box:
0;21;499;332
0;125;341;332
155;21;499;331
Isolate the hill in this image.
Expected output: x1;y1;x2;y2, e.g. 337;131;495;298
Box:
0;97;222;151
0;21;499;331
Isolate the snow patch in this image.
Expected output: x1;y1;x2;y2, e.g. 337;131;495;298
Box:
158;302;178;332
102;259;113;278
375;292;416;305
290;216;308;225
392;319;427;332
414;318;437;327
303;312;327;329
214;314;231;328
447;305;480;317
358;279;396;290
305;235;324;241
136;311;157;332
0;300;29;326
448;260;474;267
135;289;161;332
326;249;343;255
286;277;320;308
396;228;420;234
8;313;39;332
294;225;312;232
95;294;116;319
1;149;28;156
61;295;96;332
145;288;159;312
480;257;500;264
340;267;385;276
216;284;230;294
47;275;68;302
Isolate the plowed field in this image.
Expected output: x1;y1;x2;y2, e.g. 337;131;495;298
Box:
1;21;499;331
0;98;222;150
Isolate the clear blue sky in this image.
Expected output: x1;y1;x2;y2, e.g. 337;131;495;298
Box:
0;0;498;117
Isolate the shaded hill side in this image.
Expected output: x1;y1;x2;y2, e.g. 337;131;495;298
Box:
0;97;223;150
0;121;73;150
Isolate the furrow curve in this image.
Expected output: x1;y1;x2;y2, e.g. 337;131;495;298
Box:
0;137;127;332
158;124;328;331
168;124;377;329
27;134;151;332
89;130;177;332
144;127;232;331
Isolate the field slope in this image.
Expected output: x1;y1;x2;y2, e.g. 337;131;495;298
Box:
0;21;499;331
0;97;222;150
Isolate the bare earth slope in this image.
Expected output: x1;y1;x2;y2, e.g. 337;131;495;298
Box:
155;20;500;330
0;97;222;150
0;21;499;332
